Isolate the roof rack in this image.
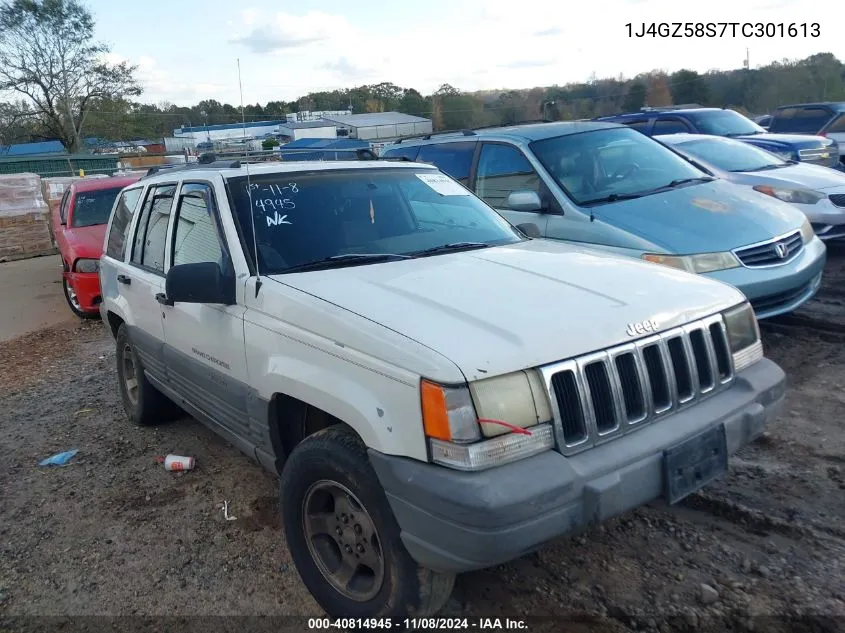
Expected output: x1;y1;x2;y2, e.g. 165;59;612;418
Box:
639;103;706;112
393;119;556;144
393;129;477;145
140;148;410;179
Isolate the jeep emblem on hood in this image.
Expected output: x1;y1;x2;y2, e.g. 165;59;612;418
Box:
626;319;659;337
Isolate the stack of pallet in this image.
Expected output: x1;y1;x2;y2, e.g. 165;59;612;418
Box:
0;173;55;262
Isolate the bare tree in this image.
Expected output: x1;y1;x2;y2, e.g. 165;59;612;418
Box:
0;0;141;153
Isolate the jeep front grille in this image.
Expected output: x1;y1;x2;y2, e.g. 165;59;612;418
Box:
541;314;734;455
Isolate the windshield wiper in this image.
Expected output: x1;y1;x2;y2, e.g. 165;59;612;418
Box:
281;253;411;273
665;177;714;187
580;192;645;206
743;163;789;172
407;242;490;257
725;131;762;137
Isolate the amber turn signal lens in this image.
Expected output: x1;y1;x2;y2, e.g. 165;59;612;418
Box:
420;379;451;441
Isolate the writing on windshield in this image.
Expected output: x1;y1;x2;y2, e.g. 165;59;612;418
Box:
226;169;522;274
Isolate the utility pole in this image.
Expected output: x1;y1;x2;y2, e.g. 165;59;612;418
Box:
742;48;750;111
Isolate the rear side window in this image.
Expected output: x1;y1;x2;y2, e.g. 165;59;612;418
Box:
653;118;690;135
381;146;420;161
781;107;832;134
623;120;650;133
131;184;176;274
106;188;143;260
825;113;845;133
70;187;124;228
415;142;476;184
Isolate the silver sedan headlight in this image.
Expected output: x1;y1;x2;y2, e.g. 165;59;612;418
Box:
753;184;825;205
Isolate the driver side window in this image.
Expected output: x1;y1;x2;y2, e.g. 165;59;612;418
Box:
475;144;542;210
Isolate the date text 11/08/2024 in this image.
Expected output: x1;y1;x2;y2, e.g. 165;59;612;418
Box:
308;618;528;630
625;22;820;38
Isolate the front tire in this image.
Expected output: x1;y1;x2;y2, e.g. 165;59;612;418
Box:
62;277;97;319
115;324;181;425
280;425;455;618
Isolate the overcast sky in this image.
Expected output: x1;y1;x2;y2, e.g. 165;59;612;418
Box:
91;0;842;106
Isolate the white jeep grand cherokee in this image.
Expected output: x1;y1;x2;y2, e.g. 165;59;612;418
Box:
99;158;785;618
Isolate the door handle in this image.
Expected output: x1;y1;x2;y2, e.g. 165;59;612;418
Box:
117;274;131;285
155;293;174;307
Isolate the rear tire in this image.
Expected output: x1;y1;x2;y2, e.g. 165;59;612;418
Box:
280;425;455;618
115;324;181;425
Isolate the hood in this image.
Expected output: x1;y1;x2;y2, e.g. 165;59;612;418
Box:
272;239;744;381
591;179;804;252
63;224;107;258
730;162;845;193
737;133;833;150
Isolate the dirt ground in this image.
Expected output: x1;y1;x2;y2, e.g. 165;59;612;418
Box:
2;249;845;632
0;254;75;342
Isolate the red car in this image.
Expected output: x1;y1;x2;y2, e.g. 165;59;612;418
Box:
53;176;142;318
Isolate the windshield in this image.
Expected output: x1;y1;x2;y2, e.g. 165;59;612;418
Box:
675;138;787;172
70;187;124;228
226;168;523;274
529;127;706;205
685;110;766;137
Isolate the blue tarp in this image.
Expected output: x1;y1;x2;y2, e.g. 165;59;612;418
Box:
0;140;66;156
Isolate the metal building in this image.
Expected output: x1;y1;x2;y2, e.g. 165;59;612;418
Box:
320;112;432;142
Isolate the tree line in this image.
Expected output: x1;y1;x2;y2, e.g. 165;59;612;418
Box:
2;1;845;151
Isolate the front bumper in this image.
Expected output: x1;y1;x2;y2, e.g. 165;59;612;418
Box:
369;358;785;574
63;271;102;313
705;236;826;319
805;197;845;240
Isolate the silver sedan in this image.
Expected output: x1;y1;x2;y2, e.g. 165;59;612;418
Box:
659;133;845;241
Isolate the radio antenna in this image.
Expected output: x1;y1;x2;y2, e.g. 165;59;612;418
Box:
238;57;262;297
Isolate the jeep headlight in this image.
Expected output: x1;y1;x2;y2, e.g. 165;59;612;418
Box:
753;184;825;205
722;302;763;372
74;258;100;273
642;251;741;274
799;216;815;244
421;372;554;471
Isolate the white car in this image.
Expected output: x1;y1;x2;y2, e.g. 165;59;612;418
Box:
99;158;785;618
660;133;845;241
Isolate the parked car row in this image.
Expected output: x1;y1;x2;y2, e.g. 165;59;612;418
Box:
381;121;828;319
755;102;845;167
594;106;842;171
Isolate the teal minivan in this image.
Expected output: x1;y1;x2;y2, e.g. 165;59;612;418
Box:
381;122;826;319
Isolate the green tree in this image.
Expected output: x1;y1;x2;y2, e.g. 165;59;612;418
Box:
398;89;428;117
669;69;709;105
622;81;647;111
0;0;141;152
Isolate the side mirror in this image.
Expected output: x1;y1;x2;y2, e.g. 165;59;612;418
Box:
163;262;236;305
515;222;541;238
507;190;544;213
